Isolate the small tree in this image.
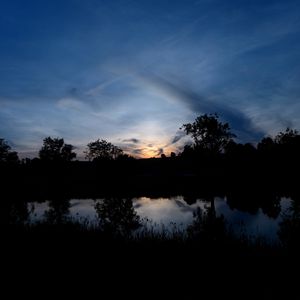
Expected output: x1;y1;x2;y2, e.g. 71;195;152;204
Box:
39;137;76;161
181;113;235;154
85;139;123;161
0;138;19;163
275;128;299;145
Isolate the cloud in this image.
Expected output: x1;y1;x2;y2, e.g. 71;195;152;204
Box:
122;138;140;144
169;130;186;145
57;97;86;111
156;148;164;156
132;149;143;155
118;139;144;157
142;73;265;141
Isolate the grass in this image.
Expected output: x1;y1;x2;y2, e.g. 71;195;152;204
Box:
5;214;284;256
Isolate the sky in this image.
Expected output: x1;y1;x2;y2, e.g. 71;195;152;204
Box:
1;0;300;158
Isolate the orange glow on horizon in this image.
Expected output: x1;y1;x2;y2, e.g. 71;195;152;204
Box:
128;144;177;159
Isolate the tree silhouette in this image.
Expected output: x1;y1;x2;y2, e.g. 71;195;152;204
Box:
278;197;300;251
275;128;299;145
95;197;141;236
6;200;31;225
187;198;225;243
261;195;281;219
44;199;71;224
181;113;236;154
0;138;19;163
225;140;257;161
39;137;76;161
85;139;123;161
257;137;276;153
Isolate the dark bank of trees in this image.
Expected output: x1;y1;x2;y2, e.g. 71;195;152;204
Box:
1;113;300;198
180;113;300;166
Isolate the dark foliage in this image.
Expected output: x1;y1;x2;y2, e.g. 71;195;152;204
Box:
181;113;236;155
0;138;19;163
95;197;141;236
85;139;124;161
39;137;76;161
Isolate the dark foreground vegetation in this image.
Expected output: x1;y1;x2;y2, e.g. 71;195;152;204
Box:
4;195;300;298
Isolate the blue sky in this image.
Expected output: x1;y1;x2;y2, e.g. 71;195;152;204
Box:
1;0;300;158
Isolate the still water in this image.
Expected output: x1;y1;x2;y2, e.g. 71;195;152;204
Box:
28;196;292;241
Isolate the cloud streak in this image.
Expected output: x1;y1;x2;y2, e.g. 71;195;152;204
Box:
122;138;140;144
142;73;265;141
170;131;186;145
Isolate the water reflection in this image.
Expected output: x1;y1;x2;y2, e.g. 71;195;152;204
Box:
187;206;226;242
226;193;282;218
134;196;201;228
22;196;293;241
278;196;300;250
30;199;97;222
5;200;32;225
95;197;141;236
44;199;70;224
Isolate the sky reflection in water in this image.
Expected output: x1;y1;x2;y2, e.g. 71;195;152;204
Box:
28;196;292;241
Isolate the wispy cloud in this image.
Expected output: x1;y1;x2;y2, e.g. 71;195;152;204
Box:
122;138;140;144
169;130;186;146
156;148;164;156
142;73;265;141
57;97;86;111
132;149;144;155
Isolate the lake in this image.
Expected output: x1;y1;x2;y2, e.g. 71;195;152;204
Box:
27;196;292;242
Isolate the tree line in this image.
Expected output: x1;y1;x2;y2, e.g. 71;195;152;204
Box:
0;137;129;163
1;113;300;163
